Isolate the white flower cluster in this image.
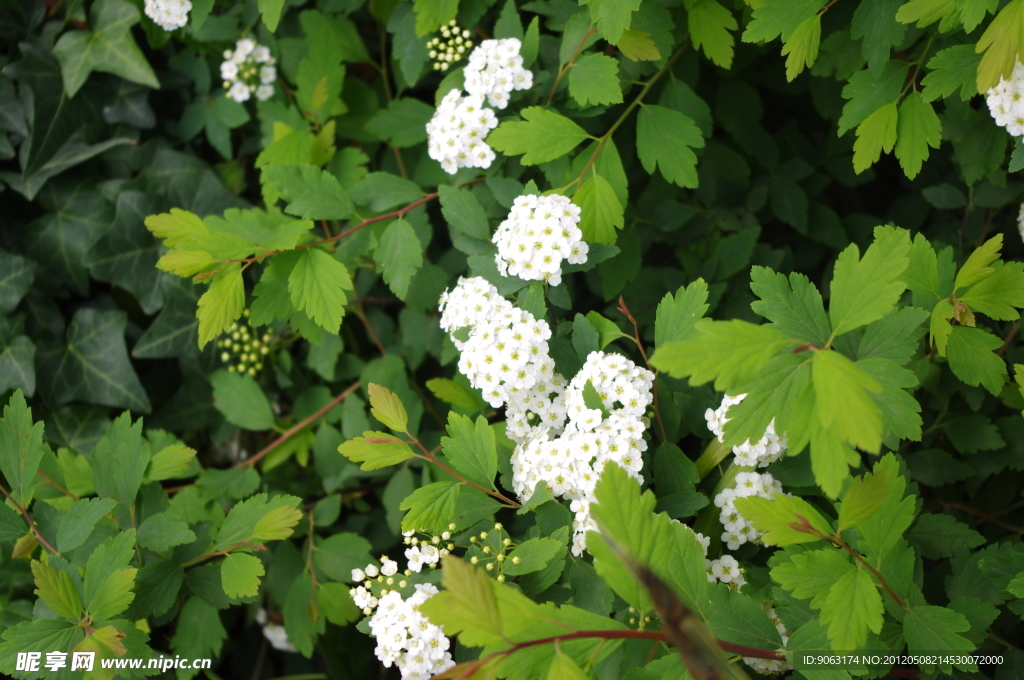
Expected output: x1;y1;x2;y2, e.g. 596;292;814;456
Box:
493;194;588;286
144;0;190;31
349;560;455;680
986;61;1024;137
705;393;787;468
221;38;276;103
426;90;499;174
743;606;792;675
402;528;453;572
715;471;784;551
439;276;568;443
255;608;296;653
427;20;472;71
464;38;534;109
513;352;654;556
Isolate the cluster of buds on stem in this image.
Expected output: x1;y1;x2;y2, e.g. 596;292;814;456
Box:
217;309;271;375
427;20;472;71
467;523;519;582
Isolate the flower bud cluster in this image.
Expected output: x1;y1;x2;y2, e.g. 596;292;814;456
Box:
743;606;792;675
439;276;568;442
402;527;454;572
221;38;276;103
714;471;784;551
986;61;1024;137
426;90;499;174
145;0;191;30
464;38;534;109
427;20;473;71
493;194;588;286
217;310;271;376
705;393;787;468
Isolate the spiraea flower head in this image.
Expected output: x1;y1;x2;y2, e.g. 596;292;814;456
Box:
145;0;191;31
987;61;1024;137
427;20;473;71
493;193;587;287
464;38;534;109
221;38;277;102
705;393;788;468
714;471;786;550
426;90;499;174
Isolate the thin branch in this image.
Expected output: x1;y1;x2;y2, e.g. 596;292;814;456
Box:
547;27;597;106
183;540;266;568
0;483;60;556
351;283;388;356
616;295;666;442
997;321;1019;357
941;501;1024;535
408;437;522;508
235;382;361;468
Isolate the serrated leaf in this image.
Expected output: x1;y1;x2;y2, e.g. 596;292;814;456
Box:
956;234;1003;291
655;280;710;347
365;98;434;148
262;164;355;220
213;493;302;551
259;0;285;31
338;432;415;470
820;567;884;651
733;493;834;546
813;348;882;453
377;218;423;300
400;481;461;533
851;0;906;72
771;549;854;609
636;105;704;188
583;0;642;43
838;61;909;135
413;0;457;36
907;513;986;559
426;377;483;411
84;532;137;622
137;512;196;551
688;0;738;68
975;0;1024;92
839;467;892;530
569;54;623;106
32;560;82;620
220;552;264;599
197;264;244;349
488;107;590;165
852;101;898;173
750;267;831;346
857;358;923;442
56;497;116;553
961;262;1024;320
616;29;661;61
574;173;624;244
742;0;827;44
895;0;957;27
504;537;564;575
441;413;497;489
904;606;974;672
781;14;821;81
368;383;409;432
288;248;351;333
0;390;45;507
211;369;275;431
438;185;490;241
858;454;916;557
349;173;424;212
146;443;197;481
418;556;503;646
946;326;1006;395
921;45;980;102
895;92;941;179
829;226;911;337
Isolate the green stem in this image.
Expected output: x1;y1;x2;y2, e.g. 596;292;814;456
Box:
694;438;732;480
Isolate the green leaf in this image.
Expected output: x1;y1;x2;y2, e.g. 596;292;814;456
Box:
687;0;738;68
55;497;116;553
895;0;957;27
858;306;929;364
851;0;906;72
494;0;524;40
750;267;830;346
211;369;275;431
0;390;45;507
894;92;941;179
318;582;360;625
946;326;1006;395
441;413;497;489
413;0;457;36
857;358;923;442
904;606;974;672
83;531;137;621
742;0;827;44
426;377;484;411
829;226;911;337
349;173;424;212
820;566;884;651
221;552;265;599
573;313;599;363
781;14;821;81
418;556;503;646
89;412;147;504
314;532;373;581
0;332;35;398
36;308;151;412
338;432;415;470
146;443;197;481
439;185;490;241
583;0;642;43
921;45;980;102
838;61;910;135
258;0;285;30
505;537;564;575
961;263;1024;320
838;467;892;530
32;560;82;620
733;493;833;546
907;513;986;559
857;455;916;557
812;348;882;453
636;105;704;188
574;173;624;244
262;165;355;221
400;481;462;534
488;107;590;165
52;0;159;98
0;250;35;314
376;218;424;300
137;512;196;551
170;598;227;676
706;582;786;651
197;264;244;349
651;319;790;392
289;248;352;333
127;560;183;620
568;54;623;107
654;281;710;348
214;493;302;550
617;29;662;61
283;573;323;657
956;234;1003;291
368;383;410;432
586;311;628;349
975;0;1024;92
546;647;591;680
365;98;434;148
771;549;854;609
931;299;955;355
852;101;898;174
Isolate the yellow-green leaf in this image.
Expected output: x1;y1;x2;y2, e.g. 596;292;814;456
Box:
368;383;409;432
781;14;821;81
852;102;898;174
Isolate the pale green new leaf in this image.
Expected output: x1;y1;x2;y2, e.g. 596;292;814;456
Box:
258;0;285;31
895;0;957;28
616;29;661;61
829;226;911;337
771;549;854;609
852;101;898;174
839;467;892;530
368;383;409;433
931;299;955;355
583;0;642;43
441;413;497;489
504;538;564;575
975;0;1024;92
377;219;423;300
338;432;415;470
961;262;1024;320
197;264;244;349
32;561;82;620
636;105;704;188
146;444;197;481
895;92;942;179
812;348;882;454
733;493;833;546
568;54;623;106
574;174;624;244
400;481;462;533
921;45;980;102
418;556;503;646
820;567;884;651
956;234;1003;291
655;280;710;347
488;107;590;165
781;14;821;81
857;454;917;557
426;378;484;411
687;0;738;68
288;248;351;333
742;0;827;44
213;493;302;551
946;326;1006;395
221;552;264;599
546;648;591;680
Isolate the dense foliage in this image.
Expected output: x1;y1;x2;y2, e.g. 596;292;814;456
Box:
1;0;1024;678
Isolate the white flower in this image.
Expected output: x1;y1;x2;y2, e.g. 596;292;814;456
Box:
364;586;455;679
987;61;1024;138
705;393;788;468
222;38;275;103
365;564;380;578
425;90;499;174
256;84;275;101
228;80;251;103
351;568;366;582
381;559;399;577
464;38;533;109
144;0;191;31
493;193;587;287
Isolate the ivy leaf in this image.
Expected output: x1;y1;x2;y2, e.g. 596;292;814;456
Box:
368;383;409;433
441;413;497;489
742;0;827;44
838;467;892;531
636;105;704;188
975;0;1024;92
0;250;36;314
0;332;34;398
288;248;352;332
956;234;1003;291
781;14;821;81
51;0;159;98
829;226;911;338
55;497;116;553
687;0;738;69
852;101;898;173
220;553;264;599
961;262;1024;320
376;219;423;300
569;54;623;107
261;164;355;221
0;390;45;507
749;267;830;346
488;107;591;165
574;174;624;244
946;326;1006;395
211;369;275;431
651;319;790;392
895;92;942;179
904;606;974;673
921;45;980;102
32;561;82;620
820;567;884;651
400;481;461;533
36;308;151;412
338;432;415;470
655;280;710;347
583;0;642;43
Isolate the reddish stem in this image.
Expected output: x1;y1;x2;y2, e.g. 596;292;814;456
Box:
0;483;60;556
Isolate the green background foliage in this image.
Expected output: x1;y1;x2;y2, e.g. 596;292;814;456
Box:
0;0;1023;678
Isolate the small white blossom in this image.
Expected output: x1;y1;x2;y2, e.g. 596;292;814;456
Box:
145;0;191;31
426;90;499;174
464;38;534;109
493;193;587;287
705;393;788;468
222;38;277;103
987;61;1024;138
